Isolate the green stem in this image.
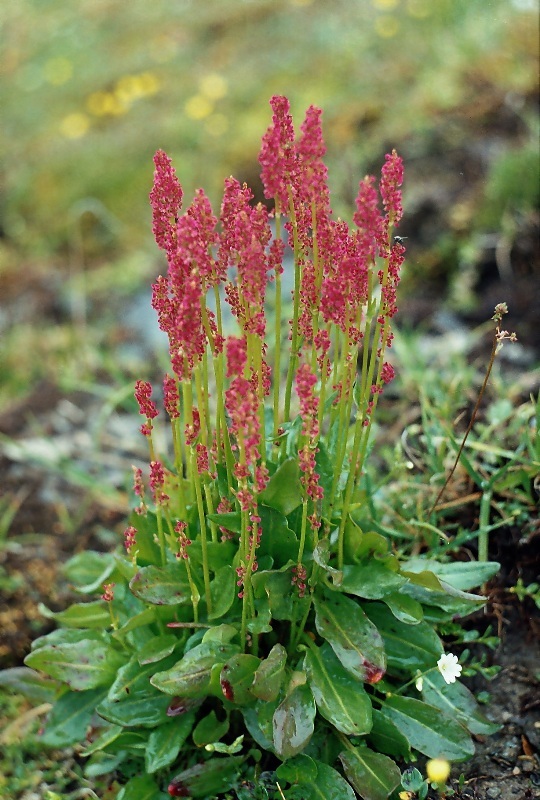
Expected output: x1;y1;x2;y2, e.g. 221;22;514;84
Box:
283;189;301;425
191;449;213;617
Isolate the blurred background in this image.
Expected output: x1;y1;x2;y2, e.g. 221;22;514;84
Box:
1;0;538;410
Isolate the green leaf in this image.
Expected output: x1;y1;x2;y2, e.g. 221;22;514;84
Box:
206;511;242;533
405;559;500;591
81;723;123;756
113;608;156;639
127;512;163;565
247;598;273;634
97;689;171;728
202;623;239;645
315;442;335;514
138;634;179;665
209;565;237;619
348;527;389;561
364;602;442;673
41;688;107;747
276;753;318;783
167;756;244;798
313;592;386;684
129;563;192;605
313;539;343;586
381;592;423;624
243;698;279;752
339;746;401;800
257;505;299;566
250;643;287;701
273;683;316;760
30;627;108;651
380;695;475;760
400;570;485;615
421;670;500;735
63;551;116;593
260;457;303;515
277;756;356;799
192;710;229;747
220;653;260;706
145;714;195;773
108;654;177;701
304;643;372;735
340;561;407;599
253;568;310;621
151;641;239;697
25;637;125;691
117;774;169;800
38;600;111;629
367;710;411;759
0;667;58;704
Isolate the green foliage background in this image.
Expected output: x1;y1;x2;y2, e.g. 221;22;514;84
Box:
1;0;537;257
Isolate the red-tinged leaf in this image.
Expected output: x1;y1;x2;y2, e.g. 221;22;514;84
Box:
313;592;386;684
167;756;243;797
304;642;372;735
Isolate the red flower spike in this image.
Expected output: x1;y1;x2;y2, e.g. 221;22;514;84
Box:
149;150;183;255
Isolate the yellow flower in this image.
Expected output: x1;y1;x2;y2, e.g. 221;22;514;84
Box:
426;758;451;784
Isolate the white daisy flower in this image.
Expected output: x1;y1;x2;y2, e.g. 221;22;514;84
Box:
437;652;462;684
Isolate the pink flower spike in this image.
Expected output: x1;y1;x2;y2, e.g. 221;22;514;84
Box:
379;149;404;226
123;525;137;552
135;381;159;436
149;150;183;255
381;362;395;384
163;374;180;419
259;95;297;210
149;460;170;505
225;336;247;379
101;583;115;602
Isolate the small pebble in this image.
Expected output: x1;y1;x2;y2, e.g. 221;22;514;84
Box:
523;760;534;773
486;786;501;799
512;766;521;775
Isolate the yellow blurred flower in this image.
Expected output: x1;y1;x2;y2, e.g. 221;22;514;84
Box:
185;94;213;120
199;73;228;100
426;758;451;784
373;0;399;9
137;71;160;96
86;91;122;116
60;112;90;139
406;0;431;18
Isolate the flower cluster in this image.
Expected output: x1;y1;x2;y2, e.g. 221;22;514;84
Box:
132;95;404;637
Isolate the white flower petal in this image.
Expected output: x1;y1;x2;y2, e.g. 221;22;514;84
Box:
437;653;462;684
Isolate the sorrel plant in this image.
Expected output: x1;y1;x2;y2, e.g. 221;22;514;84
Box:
18;97;500;800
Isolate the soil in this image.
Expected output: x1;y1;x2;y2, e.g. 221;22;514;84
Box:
0;375;538;800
